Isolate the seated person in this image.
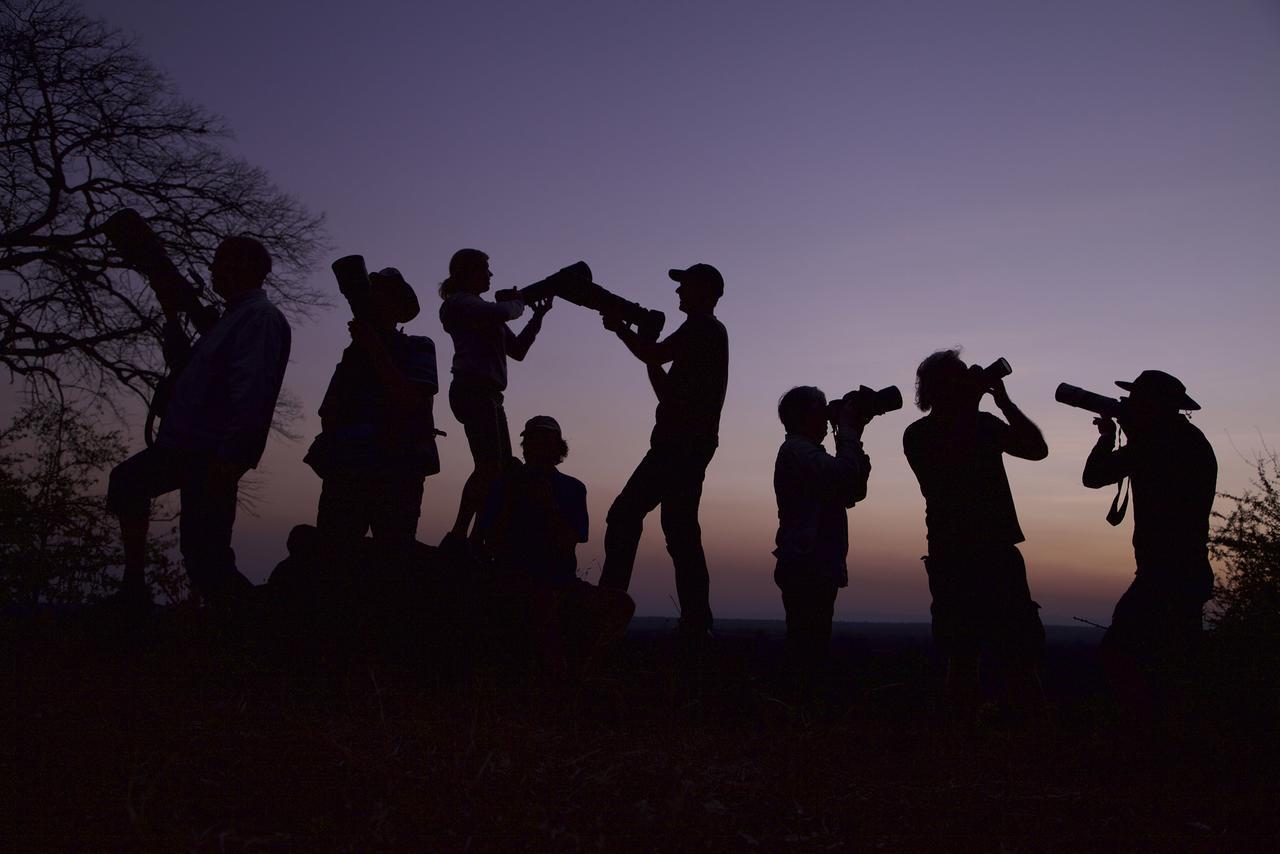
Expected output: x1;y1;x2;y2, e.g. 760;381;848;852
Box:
476;416;634;676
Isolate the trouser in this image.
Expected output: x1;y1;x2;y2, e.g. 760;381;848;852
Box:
923;545;1045;665
775;563;840;674
448;379;512;467
1102;571;1210;669
599;440;717;630
107;445;248;601
315;471;426;550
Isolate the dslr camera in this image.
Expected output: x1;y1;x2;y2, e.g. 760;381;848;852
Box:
827;385;903;423
495;261;667;341
331;254;376;322
975;357;1013;390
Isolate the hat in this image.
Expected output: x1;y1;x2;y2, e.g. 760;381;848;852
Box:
668;263;724;296
369;267;420;323
521;415;562;437
1115;370;1199;411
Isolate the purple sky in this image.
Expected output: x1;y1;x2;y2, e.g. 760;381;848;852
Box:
39;0;1280;621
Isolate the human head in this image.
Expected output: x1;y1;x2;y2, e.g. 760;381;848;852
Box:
210;235;271;301
914;348;978;414
368;267;420;327
778;385;828;442
520;415;568;467
1116;370;1199;432
439;248;491;298
668;263;724;315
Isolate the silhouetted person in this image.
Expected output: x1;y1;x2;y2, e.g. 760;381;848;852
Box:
475;416;635;677
106;236;290;609
597;263;728;636
773;387;872;693
1080;370;1216;719
304;268;439;562
438;248;553;553
902;349;1048;716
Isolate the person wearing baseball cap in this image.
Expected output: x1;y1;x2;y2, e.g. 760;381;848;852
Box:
474;416;635;677
1080;369;1216;720
305;265;441;559
598;262;728;637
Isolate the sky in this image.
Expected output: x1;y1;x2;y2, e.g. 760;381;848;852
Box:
27;0;1280;622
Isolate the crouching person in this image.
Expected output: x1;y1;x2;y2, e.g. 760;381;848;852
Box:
772;387;872;696
476;416;634;679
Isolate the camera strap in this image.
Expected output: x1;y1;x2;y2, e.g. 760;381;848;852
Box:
1106;426;1129;526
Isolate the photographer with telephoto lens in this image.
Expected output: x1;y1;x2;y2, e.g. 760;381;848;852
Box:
1073;370;1216;722
902;350;1048;718
438;249;554;555
305;266;440;564
772;386;875;696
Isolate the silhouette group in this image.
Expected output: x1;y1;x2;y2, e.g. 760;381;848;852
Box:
104;228;1217;715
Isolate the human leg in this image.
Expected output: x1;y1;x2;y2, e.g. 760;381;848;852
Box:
180;462;251;606
447;382;510;540
598;449;667;592
658;445;715;630
106;447;185;598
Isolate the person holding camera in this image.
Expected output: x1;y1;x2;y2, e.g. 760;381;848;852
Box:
106;236;290;610
438;248;554;554
772;386;873;690
304;268;439;559
598;263;729;638
902;349;1048;716
1080;370;1216;717
475;416;635;678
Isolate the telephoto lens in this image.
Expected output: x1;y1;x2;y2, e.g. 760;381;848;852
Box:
829;385;903;421
1055;383;1124;418
983;357;1012;383
331;255;374;322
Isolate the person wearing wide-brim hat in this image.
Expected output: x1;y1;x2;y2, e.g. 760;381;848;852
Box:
1081;369;1217;720
305;266;441;557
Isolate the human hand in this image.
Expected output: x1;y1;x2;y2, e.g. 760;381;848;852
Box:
1094;416;1117;439
988;377;1011;407
601;311;626;333
348;319;378;349
531;296;554;317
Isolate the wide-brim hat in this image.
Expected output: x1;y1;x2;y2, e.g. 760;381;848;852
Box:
668;263;725;296
369;267;420;323
1116;369;1199;411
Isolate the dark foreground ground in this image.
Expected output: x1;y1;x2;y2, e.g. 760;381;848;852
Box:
2;610;1278;852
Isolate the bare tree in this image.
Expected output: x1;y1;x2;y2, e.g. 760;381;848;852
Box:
0;0;326;409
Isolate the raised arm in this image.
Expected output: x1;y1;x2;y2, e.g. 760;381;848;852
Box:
789;428;872;509
505;298;553;361
1082;417;1131;488
449;292;525;328
991;381;1049;461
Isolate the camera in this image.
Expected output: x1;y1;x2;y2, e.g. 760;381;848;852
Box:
978;357;1012;388
496;261;667;341
827;385;903;422
1055;383;1124;418
103;208;220;331
331;254;375;322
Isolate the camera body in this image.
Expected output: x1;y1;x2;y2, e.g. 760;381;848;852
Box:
827;385;903;422
497;261;667;341
1055;383;1124;418
331;254;375;323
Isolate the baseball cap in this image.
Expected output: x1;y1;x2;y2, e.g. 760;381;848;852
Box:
668;263;724;296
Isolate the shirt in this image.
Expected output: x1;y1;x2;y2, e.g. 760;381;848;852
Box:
1083;415;1216;586
306;330;440;477
156;288;291;469
476;467;589;588
773;431;871;587
439;292;535;390
651;314;729;446
902;411;1025;556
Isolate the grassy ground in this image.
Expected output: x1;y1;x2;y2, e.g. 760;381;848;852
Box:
2;610;1277;851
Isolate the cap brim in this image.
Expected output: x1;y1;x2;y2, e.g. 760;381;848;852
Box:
668;268;686;282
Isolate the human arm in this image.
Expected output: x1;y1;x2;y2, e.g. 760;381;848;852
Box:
446;292;525;329
602;312;682;367
785;432;872;509
505;297;553;361
347;322;433;415
1082;416;1132;488
990;380;1049;461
